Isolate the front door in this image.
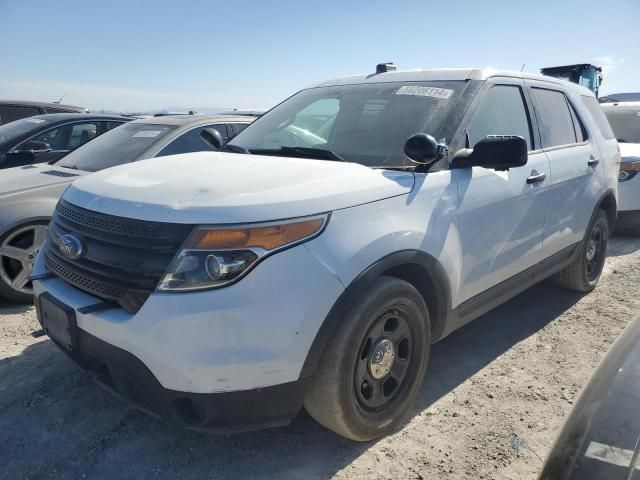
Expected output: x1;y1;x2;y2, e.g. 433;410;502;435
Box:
454;78;551;304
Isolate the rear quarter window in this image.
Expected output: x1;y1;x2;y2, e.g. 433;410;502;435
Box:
582;96;616;140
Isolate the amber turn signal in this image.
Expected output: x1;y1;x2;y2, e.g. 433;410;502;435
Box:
186;217;326;251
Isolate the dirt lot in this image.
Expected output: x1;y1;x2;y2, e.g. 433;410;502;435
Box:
2;236;640;480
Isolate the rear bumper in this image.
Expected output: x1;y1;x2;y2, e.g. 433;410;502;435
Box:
615;209;640;231
36;298;307;432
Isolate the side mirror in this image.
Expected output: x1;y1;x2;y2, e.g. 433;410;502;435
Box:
12;140;52;154
404;133;440;164
451;136;527;171
202;128;224;150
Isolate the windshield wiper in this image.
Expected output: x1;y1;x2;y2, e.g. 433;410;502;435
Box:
250;146;346;162
220;144;250;154
58;165;78;170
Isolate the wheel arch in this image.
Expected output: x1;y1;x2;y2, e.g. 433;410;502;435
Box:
596;189;617;232
299;250;451;380
0;216;52;240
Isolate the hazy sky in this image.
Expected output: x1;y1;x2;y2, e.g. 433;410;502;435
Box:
1;0;637;112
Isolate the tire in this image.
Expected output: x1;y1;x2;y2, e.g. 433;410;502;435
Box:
553;209;609;292
0;221;49;303
304;276;431;441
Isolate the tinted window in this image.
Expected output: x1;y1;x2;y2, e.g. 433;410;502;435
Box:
157;125;227;157
46;108;76;114
568;103;588;142
67;122;99;148
234;123;249;134
0;117;51;144
467;85;533;150
604;108;640;143
582;96;616;140
531;88;577;147
0;105;41;124
29;122;98;150
56;123;176;172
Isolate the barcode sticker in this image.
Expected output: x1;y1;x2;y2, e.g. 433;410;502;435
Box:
396;86;453;99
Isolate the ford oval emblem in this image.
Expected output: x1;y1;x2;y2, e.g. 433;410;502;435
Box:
58;234;84;260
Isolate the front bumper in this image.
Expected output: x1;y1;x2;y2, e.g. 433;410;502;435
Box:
33;244;344;430
35;297;307;431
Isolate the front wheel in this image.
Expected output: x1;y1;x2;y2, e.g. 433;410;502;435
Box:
304;276;430;441
0;222;48;303
553;209;609;292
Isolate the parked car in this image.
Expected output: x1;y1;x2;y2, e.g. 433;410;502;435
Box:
0;100;87;126
0;114;256;303
601;101;640;233
0;114;128;169
32;65;619;440
539;314;640;479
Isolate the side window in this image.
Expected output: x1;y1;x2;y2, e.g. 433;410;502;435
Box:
233;123;249;134
28;122;98;151
467;85;533;150
0;105;41;124
582;96;616;140
531;88;577;148
568;103;588;142
67;122;99;148
156;125;226;157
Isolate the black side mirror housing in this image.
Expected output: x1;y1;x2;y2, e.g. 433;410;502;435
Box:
451;135;527;171
202;128;224;150
13;140;52;154
404;133;440;164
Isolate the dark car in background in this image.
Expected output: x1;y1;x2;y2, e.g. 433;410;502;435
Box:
539;314;640;479
0;113;257;302
0;114;128;169
0;100;87;126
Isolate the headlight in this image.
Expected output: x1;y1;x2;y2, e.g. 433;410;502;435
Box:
619;161;640;182
158;214;328;291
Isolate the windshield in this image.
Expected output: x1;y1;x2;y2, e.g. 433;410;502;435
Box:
227;81;469;168
56;123;177;172
604;109;640;143
0;117;50;144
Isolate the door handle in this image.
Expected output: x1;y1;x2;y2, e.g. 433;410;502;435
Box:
526;172;547;184
588;155;600;167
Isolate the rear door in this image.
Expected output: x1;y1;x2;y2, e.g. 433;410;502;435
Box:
526;81;604;254
454;78;551;302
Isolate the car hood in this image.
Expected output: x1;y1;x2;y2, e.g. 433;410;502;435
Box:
619;143;640;162
0;164;87;199
63;152;415;223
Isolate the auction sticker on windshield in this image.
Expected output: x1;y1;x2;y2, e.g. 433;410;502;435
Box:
395;86;453;99
132;130;162;138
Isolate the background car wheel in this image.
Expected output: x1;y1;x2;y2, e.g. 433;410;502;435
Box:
304;276;430;441
553;209;609;292
0;222;48;303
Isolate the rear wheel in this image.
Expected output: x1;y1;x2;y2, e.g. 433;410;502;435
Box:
0;222;48;303
553;209;609;292
304;276;430;441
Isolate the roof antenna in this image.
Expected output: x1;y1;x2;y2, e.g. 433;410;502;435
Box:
53;92;68;104
520;64;526;72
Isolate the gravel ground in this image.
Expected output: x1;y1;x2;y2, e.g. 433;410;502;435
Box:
2;235;640;480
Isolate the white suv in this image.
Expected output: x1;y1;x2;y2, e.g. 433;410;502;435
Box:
601;101;640;233
33;66;619;441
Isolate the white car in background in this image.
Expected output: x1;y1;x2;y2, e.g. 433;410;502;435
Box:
602;101;640;233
